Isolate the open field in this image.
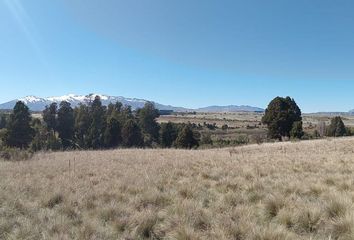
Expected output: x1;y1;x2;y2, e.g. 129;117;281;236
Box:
159;112;354;145
2;138;354;239
159;112;354;128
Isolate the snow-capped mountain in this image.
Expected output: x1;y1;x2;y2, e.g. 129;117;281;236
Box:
0;94;265;112
0;94;188;112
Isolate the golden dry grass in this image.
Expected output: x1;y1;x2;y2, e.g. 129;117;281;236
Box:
2;138;354;239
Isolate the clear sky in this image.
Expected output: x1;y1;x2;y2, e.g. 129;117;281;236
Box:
1;0;354;112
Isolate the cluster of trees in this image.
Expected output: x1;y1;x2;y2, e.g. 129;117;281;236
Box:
0;96;200;150
262;96;351;140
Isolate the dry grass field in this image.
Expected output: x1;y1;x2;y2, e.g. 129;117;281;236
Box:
2;138;354;239
158;112;263;129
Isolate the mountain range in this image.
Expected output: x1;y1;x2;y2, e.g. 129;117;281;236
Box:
0;94;265;113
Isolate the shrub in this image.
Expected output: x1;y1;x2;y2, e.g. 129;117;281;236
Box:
221;124;229;130
0;147;33;161
326;116;347;137
200;133;213;145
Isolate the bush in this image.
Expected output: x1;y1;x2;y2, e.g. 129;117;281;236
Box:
326;116;347;137
200;133;213;145
221;124;228;130
251;134;265;145
204;122;217;130
235;135;249;145
0;147;33;161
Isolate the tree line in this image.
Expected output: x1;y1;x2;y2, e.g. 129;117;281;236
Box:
0;95;200;151
0;95;351;152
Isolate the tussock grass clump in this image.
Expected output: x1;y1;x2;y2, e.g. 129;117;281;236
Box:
264;195;285;220
133;210;159;239
44;193;64;208
293;205;323;234
253;224;296;240
1;138;354;239
329;213;354;240
168;226;200;240
325;197;349;219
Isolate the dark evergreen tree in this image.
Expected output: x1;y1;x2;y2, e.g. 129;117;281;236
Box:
42;102;57;132
87;96;106;149
160;122;178;147
175;124;199;149
74;104;91;148
104;117;122;148
30;118;46;152
122;119;143;147
4;101;34;148
118;105;133;127
137;102;160;144
57;101;74;149
262;96;302;140
326;116;347;137
0;114;8;129
290;121;304;139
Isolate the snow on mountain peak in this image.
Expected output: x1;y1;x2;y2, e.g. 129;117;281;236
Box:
0;93;265;112
19;96;44;103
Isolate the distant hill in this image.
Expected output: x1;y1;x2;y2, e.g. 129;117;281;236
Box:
196;105;264;113
0;94;264;113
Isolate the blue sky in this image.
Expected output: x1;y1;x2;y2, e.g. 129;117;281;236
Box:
1;0;354;112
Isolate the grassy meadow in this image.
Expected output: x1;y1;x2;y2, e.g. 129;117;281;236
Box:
2;138;354;239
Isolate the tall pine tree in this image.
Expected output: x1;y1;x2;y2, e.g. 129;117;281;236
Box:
57;101;74;149
4;101;34;148
74;104;90;148
122;119;143;147
88;96;106;149
137;102;160;144
43;102;57;132
175;124;199;149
